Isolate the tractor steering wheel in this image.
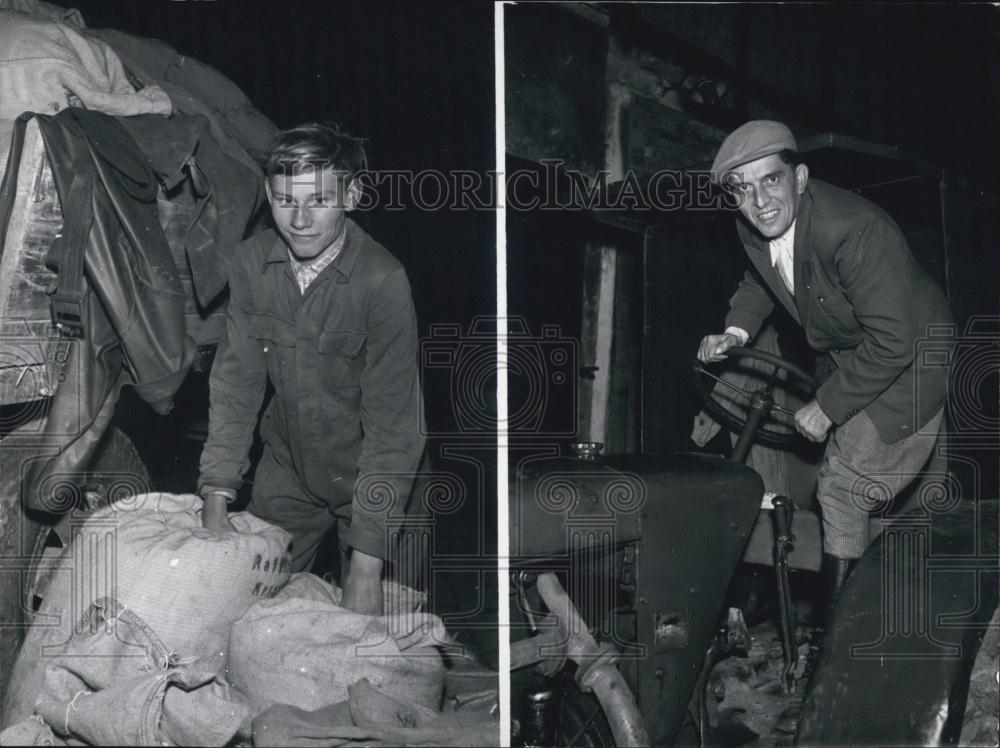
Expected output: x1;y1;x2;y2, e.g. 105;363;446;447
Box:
692;346;819;452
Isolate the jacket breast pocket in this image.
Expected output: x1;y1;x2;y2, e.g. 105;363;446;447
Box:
249;314;297;381
318;329;367;387
807;289;862;347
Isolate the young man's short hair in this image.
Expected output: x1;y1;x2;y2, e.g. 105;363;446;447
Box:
265;122;368;185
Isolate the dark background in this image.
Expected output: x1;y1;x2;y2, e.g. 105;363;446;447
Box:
611;3;999;180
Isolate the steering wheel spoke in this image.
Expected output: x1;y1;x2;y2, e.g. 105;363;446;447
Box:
693;347;818;449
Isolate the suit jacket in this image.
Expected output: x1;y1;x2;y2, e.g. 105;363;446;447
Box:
725;178;952;444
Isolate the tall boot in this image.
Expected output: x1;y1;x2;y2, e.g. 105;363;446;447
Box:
801;554;861;697
819;553;858;627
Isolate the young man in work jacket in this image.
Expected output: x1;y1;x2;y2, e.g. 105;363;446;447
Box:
697;120;952;609
198;123;425;615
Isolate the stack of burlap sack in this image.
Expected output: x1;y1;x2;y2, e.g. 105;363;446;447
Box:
0;493;498;747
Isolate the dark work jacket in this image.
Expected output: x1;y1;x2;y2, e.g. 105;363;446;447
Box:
9;109;194;511
725;179;953;443
198;220;425;558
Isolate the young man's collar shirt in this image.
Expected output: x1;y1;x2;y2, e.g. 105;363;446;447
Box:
287;229;347;293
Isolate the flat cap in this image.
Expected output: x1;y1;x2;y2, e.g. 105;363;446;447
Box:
711;120;797;182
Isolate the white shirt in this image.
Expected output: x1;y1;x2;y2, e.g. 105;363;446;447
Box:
725;220;796;345
769;220;796;295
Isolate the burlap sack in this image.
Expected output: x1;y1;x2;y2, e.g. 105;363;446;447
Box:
2;493;291;726
18;598;251;746
37;657;251;746
0;716;65;746
227;574;448;714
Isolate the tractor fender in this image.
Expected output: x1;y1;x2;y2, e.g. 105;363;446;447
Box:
798;499;999;746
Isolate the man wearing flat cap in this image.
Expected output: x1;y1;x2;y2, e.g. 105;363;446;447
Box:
697;120;952;608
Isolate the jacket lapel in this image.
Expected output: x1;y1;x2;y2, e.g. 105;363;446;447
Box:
792;187;815;325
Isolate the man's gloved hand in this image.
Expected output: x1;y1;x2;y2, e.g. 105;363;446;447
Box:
341;549;384;615
698;332;741;363
201;490;237;534
691;410;722;447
